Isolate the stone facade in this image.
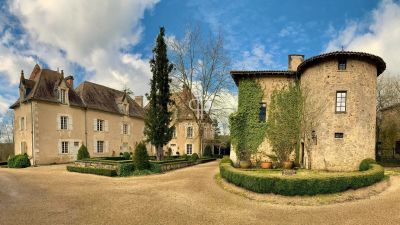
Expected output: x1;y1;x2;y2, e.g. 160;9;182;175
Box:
230;51;386;171
380;105;400;159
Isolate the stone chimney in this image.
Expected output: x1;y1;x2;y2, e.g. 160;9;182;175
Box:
134;96;143;108
65;75;74;88
288;54;304;71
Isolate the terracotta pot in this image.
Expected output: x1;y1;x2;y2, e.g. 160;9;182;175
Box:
282;161;294;169
239;160;252;169
260;162;272;169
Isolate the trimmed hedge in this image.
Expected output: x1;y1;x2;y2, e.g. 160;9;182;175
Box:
150;158;187;164
197;158;217;164
359;158;376;171
8;154;31;168
67;166;117;177
118;163;134;176
189;153;199;162
220;156;232;164
219;163;384;196
150;163;162;173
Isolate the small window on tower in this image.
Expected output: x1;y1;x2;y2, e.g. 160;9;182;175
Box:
338;59;347;70
259;103;266;122
335;132;344;139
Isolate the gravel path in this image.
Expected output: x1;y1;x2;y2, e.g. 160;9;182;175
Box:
0;161;399;225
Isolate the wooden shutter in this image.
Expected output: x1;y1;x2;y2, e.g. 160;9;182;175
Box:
58;140;61;154
93;118;97;131
105;120;109;132
128;124;131;135
68;116;73;131
56;115;60;130
93;140;97;153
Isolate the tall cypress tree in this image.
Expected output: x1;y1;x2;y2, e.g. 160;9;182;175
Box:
144;27;174;161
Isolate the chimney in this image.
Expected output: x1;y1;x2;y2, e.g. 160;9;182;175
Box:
65;75;74;88
134;96;143;108
288;54;304;71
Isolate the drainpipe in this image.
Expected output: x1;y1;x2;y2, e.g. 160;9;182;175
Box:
84;108;88;146
30;101;35;166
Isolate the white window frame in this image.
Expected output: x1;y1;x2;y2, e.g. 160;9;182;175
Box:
61;141;69;154
186;126;193;138
60;89;66;104
123;123;128;135
186;144;193;155
336;91;347;113
172;127;177;138
60;116;68;130
97;119;104;131
97;141;104;153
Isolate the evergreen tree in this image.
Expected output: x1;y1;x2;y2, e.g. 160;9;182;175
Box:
144;27;174;161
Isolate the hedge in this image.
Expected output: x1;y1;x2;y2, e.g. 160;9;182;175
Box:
219;163;385;196
118;163;134;176
197;158;216;164
66;166;117;177
8;154;31;168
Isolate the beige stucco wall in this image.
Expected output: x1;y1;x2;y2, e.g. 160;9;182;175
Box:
300;59;377;171
13;101;33;161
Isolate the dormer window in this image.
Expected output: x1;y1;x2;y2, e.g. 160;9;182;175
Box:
60;89;66;104
338;59;347;70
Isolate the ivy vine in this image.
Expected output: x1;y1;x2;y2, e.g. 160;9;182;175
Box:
230;79;267;161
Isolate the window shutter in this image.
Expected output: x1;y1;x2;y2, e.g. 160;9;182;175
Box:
105;141;109;152
93;119;97;131
68;116;73;131
23;117;26;131
58;140;61;154
19;117;22;131
94;140;97;153
105;120;109;132
120;123;123;135
128;124;131;135
56;115;60;130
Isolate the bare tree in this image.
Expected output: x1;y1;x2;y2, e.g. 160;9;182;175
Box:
167;25;231;155
0;110;14;143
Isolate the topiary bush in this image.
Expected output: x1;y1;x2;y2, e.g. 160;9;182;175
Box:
8;153;31;168
203;145;212;157
189;153;199;162
219;162;384;196
122;152;131;160
77;145;90;160
133;142;150;170
359;158;377;171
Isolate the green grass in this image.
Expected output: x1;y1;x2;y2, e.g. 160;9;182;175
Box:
385;167;400;176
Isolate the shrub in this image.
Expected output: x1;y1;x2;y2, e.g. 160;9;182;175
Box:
219;163;384;196
77;145;90;160
8;154;31;168
66;166;117;177
189;153;199;162
359;158;377;171
122;152;131;160
203;145;213;157
133;169;153;176
118;163;134;176
220;156;232;165
133;142;150;170
180;154;189;160
150;163;162;173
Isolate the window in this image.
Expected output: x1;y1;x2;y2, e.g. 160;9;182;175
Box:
259;103;266;122
338;59;347;70
123;123;128;135
60;89;66;104
60;116;68;130
186;126;193;138
20;117;25;130
335;133;344;139
186;144;192;155
172;127;176;138
396;141;400;154
61;141;69;154
336;91;347;112
20;141;27;154
97;119;104;131
97;141;104;153
74;142;79;147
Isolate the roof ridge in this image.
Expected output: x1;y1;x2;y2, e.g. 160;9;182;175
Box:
83;80;125;95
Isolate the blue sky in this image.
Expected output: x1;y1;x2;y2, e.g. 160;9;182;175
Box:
0;0;399;116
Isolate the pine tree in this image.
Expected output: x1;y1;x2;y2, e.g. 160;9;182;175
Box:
144;27;174;161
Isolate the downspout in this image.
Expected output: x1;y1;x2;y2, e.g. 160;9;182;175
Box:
30;101;35;166
85;107;88;146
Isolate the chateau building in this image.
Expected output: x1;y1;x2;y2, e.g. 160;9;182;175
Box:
230;51;386;171
11;65;146;165
379;104;400;160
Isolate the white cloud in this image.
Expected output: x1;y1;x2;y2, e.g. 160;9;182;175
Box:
325;0;400;75
0;0;158;111
233;44;276;70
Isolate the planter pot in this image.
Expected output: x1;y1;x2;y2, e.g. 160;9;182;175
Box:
239;160;251;169
260;162;272;169
282;161;294;169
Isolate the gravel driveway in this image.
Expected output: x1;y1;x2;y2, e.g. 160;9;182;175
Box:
0;161;399;225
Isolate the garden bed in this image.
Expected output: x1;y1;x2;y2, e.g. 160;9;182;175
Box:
219;162;385;196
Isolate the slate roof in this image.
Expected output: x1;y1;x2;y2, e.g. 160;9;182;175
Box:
10;65;145;119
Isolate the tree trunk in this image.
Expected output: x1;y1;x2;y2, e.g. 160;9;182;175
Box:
156;146;164;161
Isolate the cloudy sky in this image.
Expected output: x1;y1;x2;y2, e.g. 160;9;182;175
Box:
0;0;399;117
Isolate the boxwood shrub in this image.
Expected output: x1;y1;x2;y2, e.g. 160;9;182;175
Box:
359;158;376;171
8;154;31;168
219;163;384;196
67;166;117;177
118;163;134;176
